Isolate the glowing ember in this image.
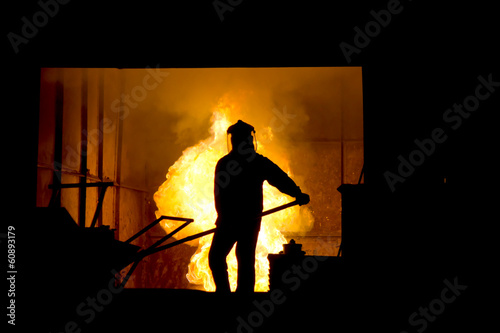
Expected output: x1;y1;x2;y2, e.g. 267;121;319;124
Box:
153;98;314;291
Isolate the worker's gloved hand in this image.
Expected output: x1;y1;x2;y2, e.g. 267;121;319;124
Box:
296;193;310;206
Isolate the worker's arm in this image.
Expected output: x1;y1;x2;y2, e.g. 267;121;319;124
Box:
263;158;310;205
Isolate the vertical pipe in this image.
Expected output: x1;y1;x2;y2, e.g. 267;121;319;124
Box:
340;83;344;185
339;78;345;256
51;69;64;207
97;69;105;227
114;70;124;237
79;68;88;228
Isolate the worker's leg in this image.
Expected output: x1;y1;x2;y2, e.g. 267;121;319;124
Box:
235;223;260;294
209;226;236;293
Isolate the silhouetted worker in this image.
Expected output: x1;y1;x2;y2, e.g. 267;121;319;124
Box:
208;120;310;294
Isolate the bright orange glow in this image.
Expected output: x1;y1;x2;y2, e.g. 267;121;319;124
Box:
153;98;314;291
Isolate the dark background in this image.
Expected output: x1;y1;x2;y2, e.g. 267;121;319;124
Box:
4;0;497;332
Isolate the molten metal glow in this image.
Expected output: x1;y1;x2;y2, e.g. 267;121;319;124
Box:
154;99;313;291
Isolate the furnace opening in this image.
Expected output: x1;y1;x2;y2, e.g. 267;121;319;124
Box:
37;67;363;290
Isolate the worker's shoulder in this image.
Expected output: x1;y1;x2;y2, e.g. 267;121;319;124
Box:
254;153;273;163
252;152;265;160
253;154;279;168
216;154;232;167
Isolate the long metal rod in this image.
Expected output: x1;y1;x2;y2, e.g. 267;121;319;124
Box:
119;227;216;288
119;220;199;288
119;260;140;288
124;217;164;244
141;200;299;259
139;228;217;259
261;200;298;217
120;200;300;288
149;220;193;249
124;215;194;244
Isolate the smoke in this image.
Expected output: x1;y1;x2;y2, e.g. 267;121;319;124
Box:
131;67;363;142
113;67;363;209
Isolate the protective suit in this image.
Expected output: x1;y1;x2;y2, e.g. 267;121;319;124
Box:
208;120;309;294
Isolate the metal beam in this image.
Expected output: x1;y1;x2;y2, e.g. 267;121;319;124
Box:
49;182;114;189
79;68;88;228
89;182;114;228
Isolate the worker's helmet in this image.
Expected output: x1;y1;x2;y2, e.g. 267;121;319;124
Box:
227;120;257;152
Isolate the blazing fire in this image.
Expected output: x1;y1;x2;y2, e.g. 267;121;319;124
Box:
153;98;314;292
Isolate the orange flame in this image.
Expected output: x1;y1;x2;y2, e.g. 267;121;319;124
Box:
154;99;313;291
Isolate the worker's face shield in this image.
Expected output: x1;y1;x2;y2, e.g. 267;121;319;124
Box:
227;132;258;153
